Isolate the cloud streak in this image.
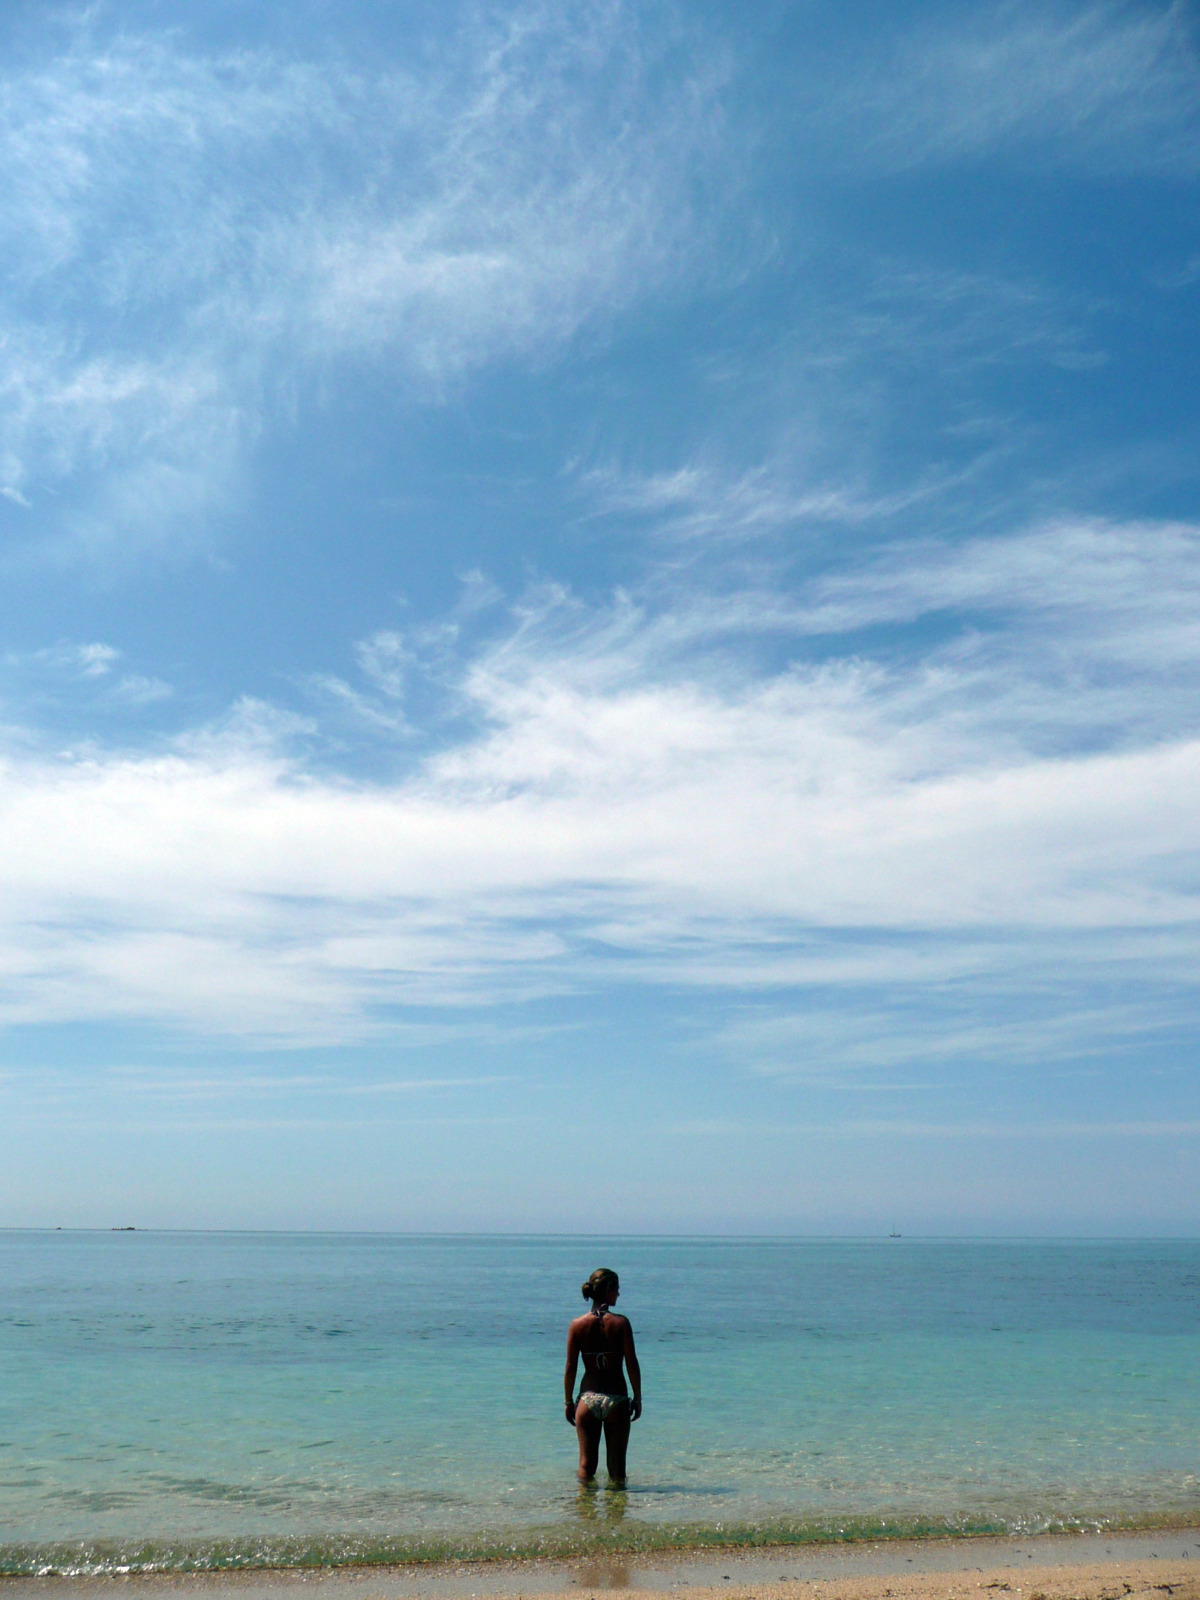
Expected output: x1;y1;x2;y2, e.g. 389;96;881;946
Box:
0;513;1198;1057
822;0;1200;176
0;2;733;559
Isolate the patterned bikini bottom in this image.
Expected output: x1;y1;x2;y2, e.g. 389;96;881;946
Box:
578;1392;629;1421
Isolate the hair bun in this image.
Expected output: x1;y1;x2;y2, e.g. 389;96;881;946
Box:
582;1267;619;1304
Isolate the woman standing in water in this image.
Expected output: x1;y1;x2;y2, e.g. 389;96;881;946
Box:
564;1268;642;1483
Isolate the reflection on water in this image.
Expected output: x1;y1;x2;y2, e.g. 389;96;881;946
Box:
576;1558;633;1588
574;1483;628;1526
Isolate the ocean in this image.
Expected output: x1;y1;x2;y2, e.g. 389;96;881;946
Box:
1;1233;1197;1573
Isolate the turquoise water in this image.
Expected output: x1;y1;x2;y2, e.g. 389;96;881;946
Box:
1;1234;1198;1572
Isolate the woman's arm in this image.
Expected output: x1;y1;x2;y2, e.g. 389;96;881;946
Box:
623;1320;643;1420
564;1323;580;1423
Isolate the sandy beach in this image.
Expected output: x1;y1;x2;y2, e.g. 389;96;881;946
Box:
624;1554;1200;1600
3;1531;1200;1600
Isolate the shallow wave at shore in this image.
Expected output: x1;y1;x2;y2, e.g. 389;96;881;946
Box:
6;1509;1200;1577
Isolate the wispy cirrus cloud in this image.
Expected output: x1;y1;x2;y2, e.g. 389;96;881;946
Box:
0;638;172;719
820;0;1200;176
712;978;1197;1080
0;2;734;560
3;2;1170;576
571;250;1115;573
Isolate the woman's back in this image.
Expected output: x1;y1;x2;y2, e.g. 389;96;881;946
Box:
570;1307;629;1395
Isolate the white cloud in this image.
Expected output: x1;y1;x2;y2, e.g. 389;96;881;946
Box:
582;461;910;541
670;1116;1200;1139
112;674;173;705
355;631;415;701
1;3;1167;575
0;640;178;720
1;639;118;680
1151;251;1200;290
832;1;1200;176
76;642;119;677
794;517;1200;732
713;984;1189;1078
571;253;1112;569
0;514;1198;1049
0;1065;512;1114
0;5;732;562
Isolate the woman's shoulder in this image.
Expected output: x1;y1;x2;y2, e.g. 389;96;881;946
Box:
568;1309;629;1331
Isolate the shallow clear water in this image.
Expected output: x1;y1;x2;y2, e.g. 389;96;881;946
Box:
1;1234;1198;1570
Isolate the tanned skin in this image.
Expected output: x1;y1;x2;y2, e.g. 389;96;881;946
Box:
563;1282;642;1483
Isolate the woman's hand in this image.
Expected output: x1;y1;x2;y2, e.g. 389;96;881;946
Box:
630;1397;642;1421
565;1398;577;1425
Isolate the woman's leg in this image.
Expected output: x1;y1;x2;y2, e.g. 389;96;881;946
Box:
603;1406;631;1482
574;1399;602;1481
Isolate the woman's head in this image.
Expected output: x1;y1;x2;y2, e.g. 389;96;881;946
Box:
581;1267;619;1305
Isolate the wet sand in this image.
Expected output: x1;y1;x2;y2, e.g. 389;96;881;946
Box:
3;1529;1200;1600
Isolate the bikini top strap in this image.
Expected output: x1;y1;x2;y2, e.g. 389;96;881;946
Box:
587;1300;611;1354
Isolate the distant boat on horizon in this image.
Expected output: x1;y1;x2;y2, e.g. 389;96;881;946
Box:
888;1228;901;1237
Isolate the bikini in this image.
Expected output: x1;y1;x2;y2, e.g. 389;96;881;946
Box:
577;1303;629;1420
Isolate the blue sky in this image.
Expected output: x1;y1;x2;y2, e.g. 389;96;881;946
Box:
1;0;1199;1233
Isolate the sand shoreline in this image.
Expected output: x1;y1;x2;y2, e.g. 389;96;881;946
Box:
3;1529;1199;1600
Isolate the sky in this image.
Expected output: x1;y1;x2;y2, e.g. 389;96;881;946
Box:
1;0;1199;1234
